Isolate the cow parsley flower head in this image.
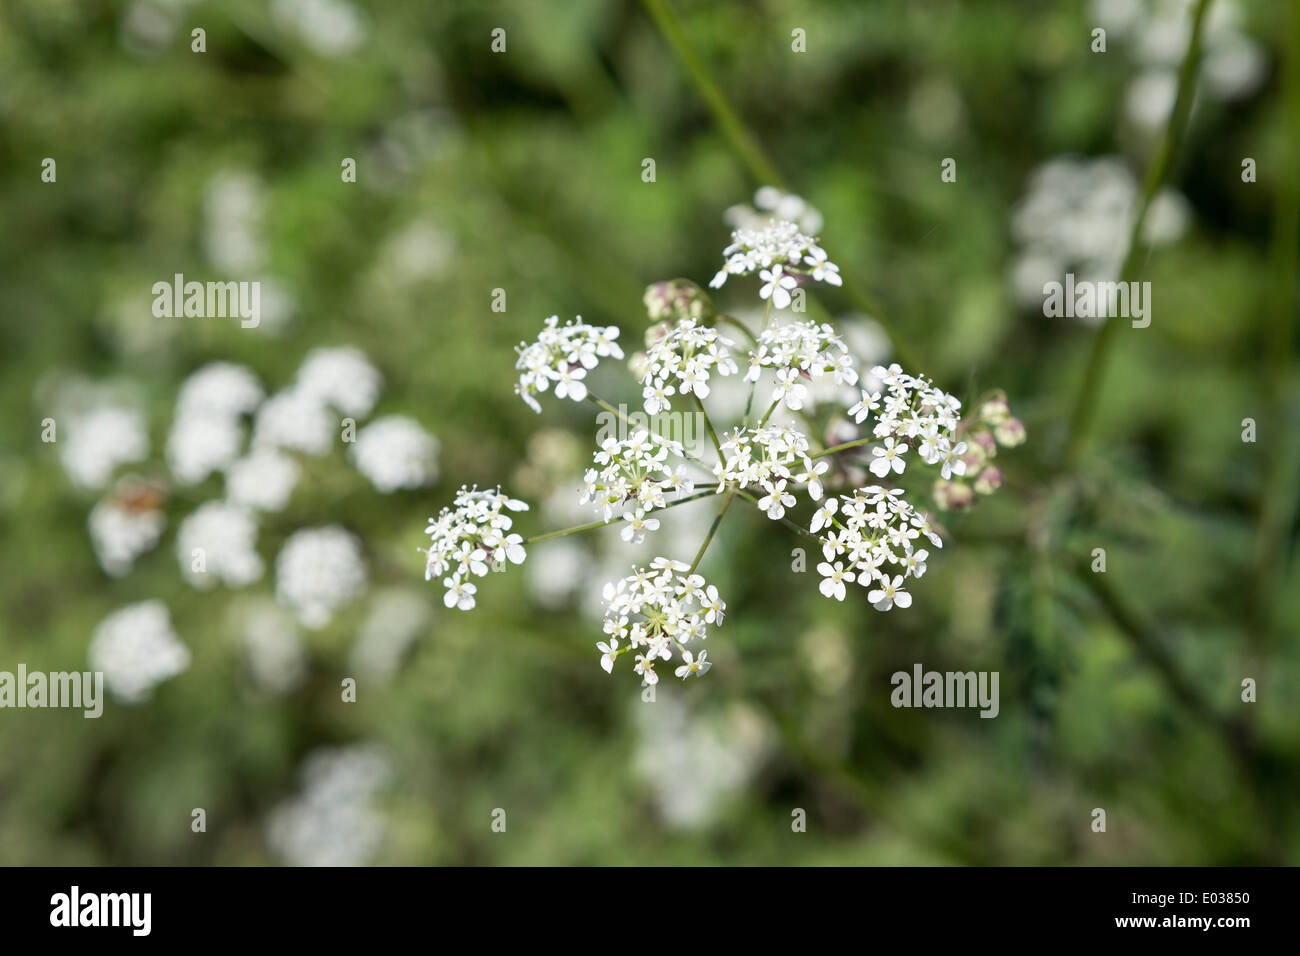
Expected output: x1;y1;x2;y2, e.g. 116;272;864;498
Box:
175;362;265;421
225;448;300;512
88;600;191;703
639;317;737;411
599;559;724;687
349;415;440;492
87;477;167;577
709;219;842;294
810;485;942;610
422;485;529;610
580;429;694;523
514;315;624;413
296;346;383;418
275;525;368;628
745;319;858;411
846;364;965;480
177;501;265;589
60;405;150;490
714;425;828;511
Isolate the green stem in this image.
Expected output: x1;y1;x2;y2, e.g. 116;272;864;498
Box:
586;392;711;472
639;0;786;188
692;392;725;460
716;313;759;346
525;489;716;544
1059;0;1216;467
735;488;820;542
639;0;919;371
812;435;873;459
757;396;782;426
688;488;736;573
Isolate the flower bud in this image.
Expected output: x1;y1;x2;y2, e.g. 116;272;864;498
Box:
973;465;1003;495
978;395;1011;425
643;279;714;323
933;478;975;511
993;417;1026;447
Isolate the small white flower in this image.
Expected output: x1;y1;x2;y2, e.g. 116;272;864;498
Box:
816;561;855;601
597;639;619;673
674;650;711;679
868;574;912;611
758;267;798;309
869;437;908;477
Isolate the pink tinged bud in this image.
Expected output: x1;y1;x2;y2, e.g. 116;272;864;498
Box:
971;428;998;457
973;466;1003;495
993;417;1026;447
933;478;975;512
978;396;1010;425
642;279;713;323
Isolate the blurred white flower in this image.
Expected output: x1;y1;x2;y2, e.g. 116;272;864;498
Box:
252;388;335;456
632;693;771;830
88;600;190;703
349;415;440;493
230;597;307;695
60;405;150;490
176;501;264;589
203;170;266;275
166;413;243;485
350;588;432;682
225;448;300;512
87;477;166;577
276;526;367;629
272;0;368;57
175;362;264;421
266;744;390;867
295;346;382;418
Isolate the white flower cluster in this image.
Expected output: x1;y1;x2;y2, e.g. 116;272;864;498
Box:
715;425;828;519
745;319;858;411
177;500;265;589
266;744;391;868
709;219;841;307
811;485;943;610
88;600;191;703
848;364;966;480
514;315;624;413
1091;0;1265;129
639;317;737;412
579;430;694;538
275;526;368;629
349;415;440;492
87;477;167;578
168;362;265;485
597;558;725;687
422;485;529;610
60;405;150;490
1009;155;1190;312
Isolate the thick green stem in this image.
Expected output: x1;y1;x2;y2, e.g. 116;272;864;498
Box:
1059;0;1216;467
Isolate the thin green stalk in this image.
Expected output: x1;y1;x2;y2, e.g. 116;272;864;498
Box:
639;0;919;370
1060;0;1216;467
812;435;873;459
716;313;759;346
735;488;820;542
524;489;715;544
692;392;725;460
688;488;736;573
757;396;782;426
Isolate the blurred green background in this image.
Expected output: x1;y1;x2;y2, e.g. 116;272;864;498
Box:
1;0;1297;865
